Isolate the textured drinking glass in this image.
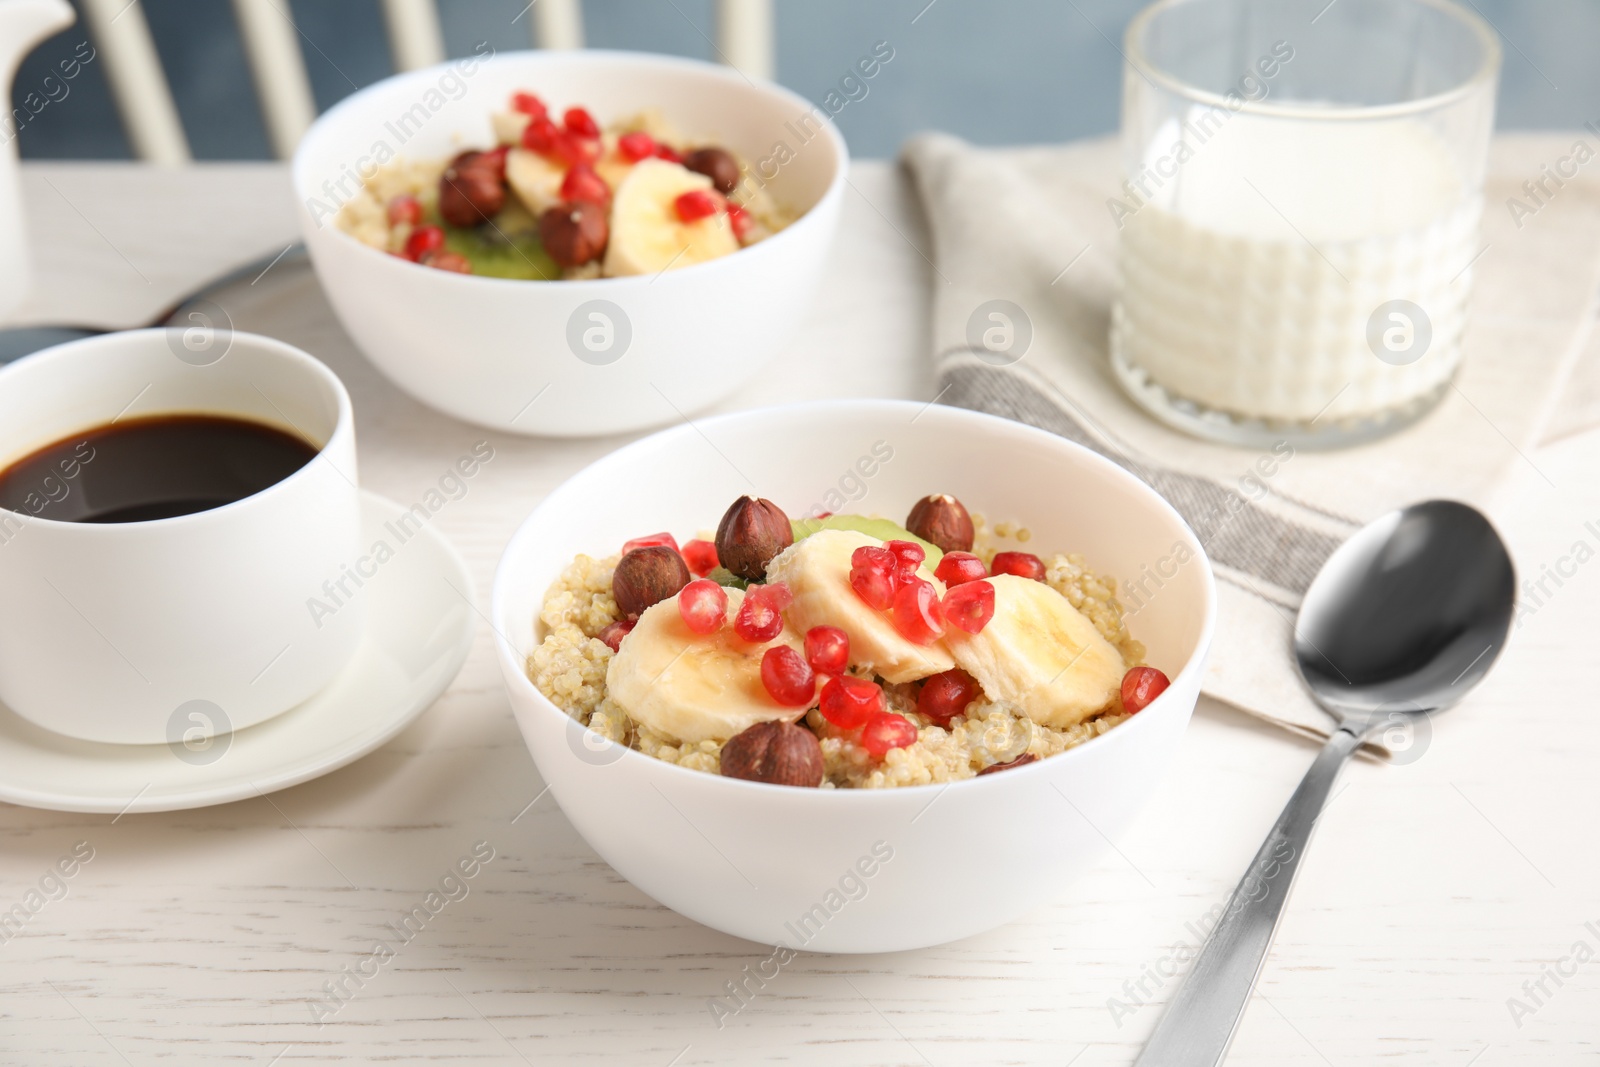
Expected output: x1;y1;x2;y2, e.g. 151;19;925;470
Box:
1111;0;1500;448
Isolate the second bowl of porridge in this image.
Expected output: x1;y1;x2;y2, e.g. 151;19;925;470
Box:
292;50;846;436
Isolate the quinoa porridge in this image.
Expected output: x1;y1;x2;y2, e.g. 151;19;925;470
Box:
335;88;795;280
527;494;1169;789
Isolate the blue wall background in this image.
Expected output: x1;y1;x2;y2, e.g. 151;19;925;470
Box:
11;0;1597;162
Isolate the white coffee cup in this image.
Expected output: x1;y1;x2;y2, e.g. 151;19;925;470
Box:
0;329;364;744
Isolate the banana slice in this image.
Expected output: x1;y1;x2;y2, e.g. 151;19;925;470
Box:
491;110;531;145
766;529;955;685
606;587;803;744
603;158;738;276
945;574;1124;728
594;136;636;191
504;147;565;216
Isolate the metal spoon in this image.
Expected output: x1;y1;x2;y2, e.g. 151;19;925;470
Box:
1135;499;1515;1066
0;243;309;364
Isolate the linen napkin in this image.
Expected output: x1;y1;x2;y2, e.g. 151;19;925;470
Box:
901;132;1600;750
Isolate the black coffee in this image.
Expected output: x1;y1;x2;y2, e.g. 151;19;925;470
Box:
0;414;319;524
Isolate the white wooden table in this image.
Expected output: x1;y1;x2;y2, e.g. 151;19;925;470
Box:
2;157;1597;1066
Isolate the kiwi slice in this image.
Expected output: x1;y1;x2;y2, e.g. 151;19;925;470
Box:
442;213;560;280
790;515;944;566
705;567;750;590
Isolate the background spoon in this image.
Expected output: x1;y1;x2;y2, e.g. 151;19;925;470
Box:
0;243;308;365
1135;499;1515;1066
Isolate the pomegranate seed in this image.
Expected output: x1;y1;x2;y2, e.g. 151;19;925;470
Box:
942;579;996;634
727;201;753;241
804;626;849;675
563;106;600;139
1121;666;1171;714
682;539;718;576
849;567;895;610
386;194;423;227
885;540;925;583
674;189;722;223
849;546;897;610
597;619;635;651
760;646;815;706
421;250;473;274
891;579;945;645
818;675;883;729
917;668;979;725
733;585;785;643
887;540;926;586
861;712;919;758
934;551;987;587
621;531;680;556
889;543;928;566
560;163;611;207
761;580;793;610
521;116;558;153
402;225;445;261
655;143;684;164
618;131;657;162
551;130;600;167
510;91;548;119
991;551;1046;581
851;545;895;575
678;579;727;635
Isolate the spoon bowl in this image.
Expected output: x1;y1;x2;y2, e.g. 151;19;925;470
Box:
1296;499;1516;724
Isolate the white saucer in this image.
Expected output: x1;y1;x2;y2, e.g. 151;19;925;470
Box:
0;491;476;814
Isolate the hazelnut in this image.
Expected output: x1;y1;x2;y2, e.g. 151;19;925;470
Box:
612;545;691;618
720;720;823;787
715;496;794;581
977;752;1038;776
906;494;975;553
683;146;741;195
538;201;608;267
438;151;506;227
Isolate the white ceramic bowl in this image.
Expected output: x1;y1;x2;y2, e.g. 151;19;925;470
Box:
292;50;847;437
492;400;1216;952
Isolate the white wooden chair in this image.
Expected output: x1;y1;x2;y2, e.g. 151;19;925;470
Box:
78;0;775;164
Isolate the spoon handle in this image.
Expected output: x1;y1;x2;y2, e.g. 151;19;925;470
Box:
1134;727;1364;1067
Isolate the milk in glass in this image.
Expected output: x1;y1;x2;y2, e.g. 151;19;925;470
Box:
1113;113;1479;427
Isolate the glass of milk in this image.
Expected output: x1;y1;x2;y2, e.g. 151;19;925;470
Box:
1111;0;1500;448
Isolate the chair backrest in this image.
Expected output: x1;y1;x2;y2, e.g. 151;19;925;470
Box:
79;0;775;164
